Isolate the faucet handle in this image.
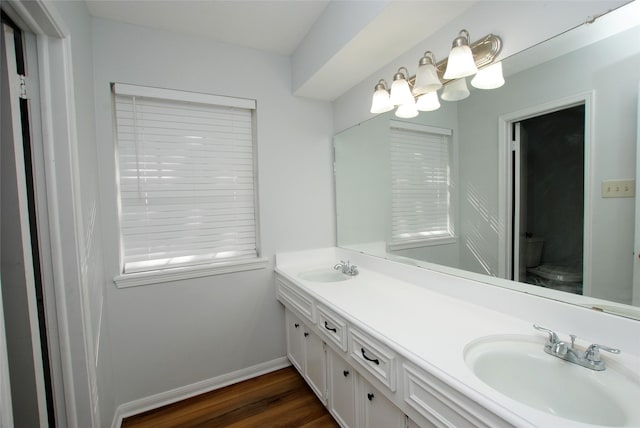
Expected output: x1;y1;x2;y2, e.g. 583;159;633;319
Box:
584;343;621;363
533;324;560;344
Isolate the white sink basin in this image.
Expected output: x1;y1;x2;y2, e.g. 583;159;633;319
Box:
298;268;352;283
464;335;640;426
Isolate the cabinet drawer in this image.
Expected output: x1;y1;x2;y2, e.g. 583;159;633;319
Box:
276;276;314;322
317;305;348;352
403;363;512;428
349;327;397;392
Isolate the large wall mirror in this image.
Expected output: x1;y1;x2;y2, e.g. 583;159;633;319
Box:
335;1;640;320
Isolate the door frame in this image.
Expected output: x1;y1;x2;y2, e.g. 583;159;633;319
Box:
1;1;98;427
497;91;594;294
633;81;640;306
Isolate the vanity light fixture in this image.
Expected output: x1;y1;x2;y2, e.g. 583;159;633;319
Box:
389;67;414;106
370;79;394;114
443;30;477;79
369;30;503;117
413;51;442;96
471;61;505;89
395;101;419;118
441;78;470;101
415;91;440;111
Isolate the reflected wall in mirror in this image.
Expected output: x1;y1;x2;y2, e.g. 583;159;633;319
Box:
335;1;640;320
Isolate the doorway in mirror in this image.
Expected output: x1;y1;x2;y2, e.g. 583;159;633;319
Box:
511;104;585;295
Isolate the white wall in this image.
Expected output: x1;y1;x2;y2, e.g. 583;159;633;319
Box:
47;1;115;425
91;18;335;407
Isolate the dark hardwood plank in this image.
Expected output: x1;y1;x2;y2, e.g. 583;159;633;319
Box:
122;366;339;428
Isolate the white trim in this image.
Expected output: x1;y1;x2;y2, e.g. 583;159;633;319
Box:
633;80;640;307
513;123;522;281
114;257;270;288
388;236;457;251
389;120;452;136
112;82;256;109
110;357;291;428
498;91;594;292
7;0;68;37
37;33;80;428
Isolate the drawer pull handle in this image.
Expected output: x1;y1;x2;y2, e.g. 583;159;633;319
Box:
343;370;350;377
367;393;374;401
324;321;337;333
361;348;380;365
304;332;309;337
294;323;300;328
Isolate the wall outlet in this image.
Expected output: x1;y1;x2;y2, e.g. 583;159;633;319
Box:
601;179;635;198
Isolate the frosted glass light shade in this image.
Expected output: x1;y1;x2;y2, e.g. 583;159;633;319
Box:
441;78;470;101
390;77;414;106
370;88;394;114
471;62;505;89
413;63;442;96
444;44;477;79
395;101;419;118
416;91;441;112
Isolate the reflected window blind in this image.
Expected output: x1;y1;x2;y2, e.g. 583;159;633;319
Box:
112;84;257;274
390;121;453;246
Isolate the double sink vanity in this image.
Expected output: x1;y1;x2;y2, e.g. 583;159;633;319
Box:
275;247;640;428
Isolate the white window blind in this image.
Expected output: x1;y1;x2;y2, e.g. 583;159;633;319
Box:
389;121;453;249
112;84;258;274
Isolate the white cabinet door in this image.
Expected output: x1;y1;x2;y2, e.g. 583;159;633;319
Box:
358;378;405;428
285;309;326;402
286;310;305;373
305;326;326;402
327;347;356;427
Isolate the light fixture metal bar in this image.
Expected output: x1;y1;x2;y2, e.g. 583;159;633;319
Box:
408;33;502;87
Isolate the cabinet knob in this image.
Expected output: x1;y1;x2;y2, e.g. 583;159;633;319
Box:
367;392;374;401
343;370;349;377
304;332;309;337
294;323;299;328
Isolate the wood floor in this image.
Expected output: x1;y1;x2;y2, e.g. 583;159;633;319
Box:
121;366;339;428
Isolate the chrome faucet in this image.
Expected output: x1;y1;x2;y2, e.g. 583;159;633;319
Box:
334;260;359;276
533;324;621;371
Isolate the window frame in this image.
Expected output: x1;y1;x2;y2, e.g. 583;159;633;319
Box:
111;83;267;288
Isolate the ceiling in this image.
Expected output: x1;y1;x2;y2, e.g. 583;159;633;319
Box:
84;0;475;100
85;0;331;56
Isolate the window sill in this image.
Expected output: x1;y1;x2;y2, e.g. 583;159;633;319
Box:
388;236;456;251
113;257;270;288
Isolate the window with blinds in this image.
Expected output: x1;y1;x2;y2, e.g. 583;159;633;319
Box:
389;121;454;250
112;83;259;274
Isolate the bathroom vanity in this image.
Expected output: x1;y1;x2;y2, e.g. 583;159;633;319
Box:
275;248;640;428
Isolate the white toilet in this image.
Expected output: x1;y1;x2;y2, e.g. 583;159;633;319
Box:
524;236;583;294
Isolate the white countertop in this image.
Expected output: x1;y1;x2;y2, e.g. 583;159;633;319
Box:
275;247;640;428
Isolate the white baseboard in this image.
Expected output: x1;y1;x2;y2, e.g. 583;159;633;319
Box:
111;357;291;428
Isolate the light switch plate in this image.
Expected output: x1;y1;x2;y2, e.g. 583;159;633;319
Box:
601;179;635;198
